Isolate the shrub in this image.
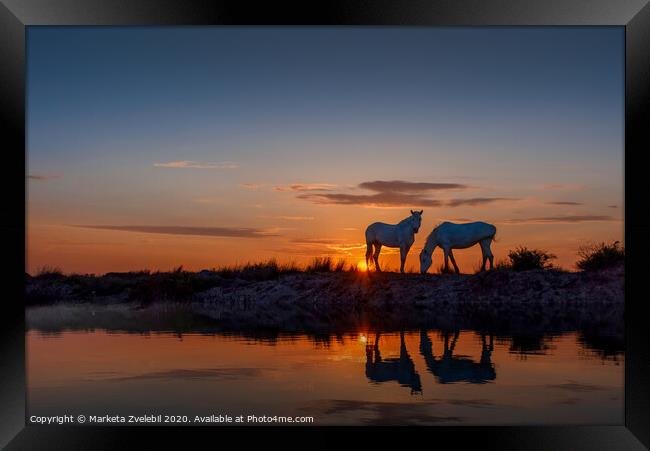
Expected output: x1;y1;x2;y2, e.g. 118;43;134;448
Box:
507;246;556;271
576;241;624;271
129;267;210;304
34;265;64;280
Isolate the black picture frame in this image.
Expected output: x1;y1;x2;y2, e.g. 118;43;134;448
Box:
2;1;648;449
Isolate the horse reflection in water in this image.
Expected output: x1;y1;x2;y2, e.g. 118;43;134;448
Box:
365;331;422;394
419;330;496;384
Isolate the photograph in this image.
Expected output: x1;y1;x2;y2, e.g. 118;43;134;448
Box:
23;26;626;427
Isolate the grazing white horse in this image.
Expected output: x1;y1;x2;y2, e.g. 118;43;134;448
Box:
365;210;423;273
419;221;497;274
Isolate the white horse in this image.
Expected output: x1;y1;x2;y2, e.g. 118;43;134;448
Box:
419;221;497;274
365;210;423;273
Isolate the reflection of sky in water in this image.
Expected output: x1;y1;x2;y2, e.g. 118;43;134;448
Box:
27;330;623;425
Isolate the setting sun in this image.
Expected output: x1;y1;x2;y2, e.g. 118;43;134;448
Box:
357;261;368;272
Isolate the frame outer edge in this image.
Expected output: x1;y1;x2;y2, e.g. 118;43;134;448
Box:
0;1;27;449
625;1;650;449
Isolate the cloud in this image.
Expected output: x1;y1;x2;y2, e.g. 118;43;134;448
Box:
27;174;60;181
72;225;279;238
608;205;618;209
539;184;587;191
298;192;517;208
239;183;264;190
358;180;467;193
546;201;584;206
290;179;514;208
297;191;445;208
274;216;315;221
445;197;518;207
273;183;337;192
500;215;616;224
291;238;344;245
153;160;238;169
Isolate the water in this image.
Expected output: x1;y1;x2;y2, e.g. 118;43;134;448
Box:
27;329;623;425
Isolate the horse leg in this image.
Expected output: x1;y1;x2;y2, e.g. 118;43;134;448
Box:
480;239;490;271
449;249;460;274
365;243;373;269
373;244;382;272
483;239;495;270
449;330;460;354
399;245;409;274
443;247;450;273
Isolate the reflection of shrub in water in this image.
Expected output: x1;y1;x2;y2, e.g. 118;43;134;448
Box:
578;331;625;361
504;334;554;357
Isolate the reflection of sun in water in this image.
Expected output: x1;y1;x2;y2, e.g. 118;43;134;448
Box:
357;261;368;272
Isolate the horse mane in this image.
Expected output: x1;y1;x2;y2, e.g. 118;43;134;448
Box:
398;215;414;226
423;222;443;253
427;222;444;241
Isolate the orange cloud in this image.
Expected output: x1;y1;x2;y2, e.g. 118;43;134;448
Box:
546;201;584;206
539;184;588;191
273;183;337;192
72;225;278;238
499;215;617;224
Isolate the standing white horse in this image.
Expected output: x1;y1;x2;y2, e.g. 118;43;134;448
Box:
365;210;423;273
419;221;497;274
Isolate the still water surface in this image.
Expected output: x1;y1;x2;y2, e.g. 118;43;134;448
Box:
27;329;623;425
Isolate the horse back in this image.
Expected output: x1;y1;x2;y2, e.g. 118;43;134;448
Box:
437;221;496;246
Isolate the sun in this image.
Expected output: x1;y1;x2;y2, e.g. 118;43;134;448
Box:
356;261;368;272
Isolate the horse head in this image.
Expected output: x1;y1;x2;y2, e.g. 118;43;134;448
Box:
420;247;433;274
409;209;423;233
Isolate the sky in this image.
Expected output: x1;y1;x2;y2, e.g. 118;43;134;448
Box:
26;27;624;274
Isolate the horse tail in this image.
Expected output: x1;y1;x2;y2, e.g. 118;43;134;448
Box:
490;227;497;243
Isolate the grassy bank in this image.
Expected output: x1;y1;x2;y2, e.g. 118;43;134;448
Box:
26;261;624;337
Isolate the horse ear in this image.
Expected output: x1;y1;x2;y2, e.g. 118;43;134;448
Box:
410;210;415;215
419;210;423;215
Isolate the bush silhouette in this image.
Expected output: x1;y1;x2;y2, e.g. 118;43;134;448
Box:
576;241;624;271
507;246;556;271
